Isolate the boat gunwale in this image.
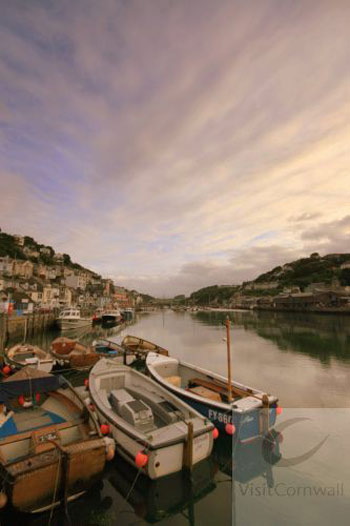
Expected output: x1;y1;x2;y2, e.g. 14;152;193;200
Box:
89;360;213;450
146;353;278;413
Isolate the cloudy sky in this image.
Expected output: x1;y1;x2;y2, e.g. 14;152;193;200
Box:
1;0;349;296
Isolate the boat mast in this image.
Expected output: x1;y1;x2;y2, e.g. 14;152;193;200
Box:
226;316;233;403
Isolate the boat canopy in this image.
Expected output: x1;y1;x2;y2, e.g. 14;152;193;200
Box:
0;368;63;403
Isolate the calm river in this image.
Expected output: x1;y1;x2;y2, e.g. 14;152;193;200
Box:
2;309;350;526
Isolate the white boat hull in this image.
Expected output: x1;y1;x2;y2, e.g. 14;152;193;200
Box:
57;318;92;330
95;407;212;479
89;360;214;479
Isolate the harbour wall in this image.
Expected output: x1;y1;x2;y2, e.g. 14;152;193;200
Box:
0;312;57;352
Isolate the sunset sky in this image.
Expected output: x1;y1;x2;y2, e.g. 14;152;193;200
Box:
1;0;349;296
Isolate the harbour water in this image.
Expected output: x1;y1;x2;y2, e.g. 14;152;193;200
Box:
2;309;350;525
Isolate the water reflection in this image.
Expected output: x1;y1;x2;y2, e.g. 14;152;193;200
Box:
108;455;216;524
193;310;350;364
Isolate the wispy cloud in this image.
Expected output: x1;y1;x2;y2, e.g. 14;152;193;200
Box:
1;0;349;294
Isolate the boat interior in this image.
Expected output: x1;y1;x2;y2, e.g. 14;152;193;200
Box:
122;336;169;357
0;387;93;465
95;371;187;434
8;345;51;363
151;358;258;405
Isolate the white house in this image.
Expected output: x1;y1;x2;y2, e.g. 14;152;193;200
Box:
0;257;14;276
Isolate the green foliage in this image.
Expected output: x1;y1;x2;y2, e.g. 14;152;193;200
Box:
340;268;350;286
63;253;71;265
0;233;25;259
254;254;350;291
190;285;238;305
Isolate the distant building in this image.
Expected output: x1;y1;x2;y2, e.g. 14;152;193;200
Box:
65;272;87;290
14;235;24;246
13;260;34;279
23;246;40;258
53;253;64;262
40;246;52;256
42;285;60;308
0;256;14;276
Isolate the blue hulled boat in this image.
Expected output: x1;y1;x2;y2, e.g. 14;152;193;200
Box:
146;352;280;442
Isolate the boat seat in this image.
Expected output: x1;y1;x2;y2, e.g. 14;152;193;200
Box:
99;389;112;409
165;375;181;388
127;387;182;424
189;377;228;396
189;385;222;402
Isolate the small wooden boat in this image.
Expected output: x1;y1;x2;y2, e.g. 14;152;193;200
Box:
0;367;112;513
6;344;54;372
92;339;122;357
51;337;100;368
89;358;214;479
121;335;169;357
146;352;280;442
56;308;92;331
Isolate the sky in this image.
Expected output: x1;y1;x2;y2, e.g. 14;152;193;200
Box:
1;0;349;296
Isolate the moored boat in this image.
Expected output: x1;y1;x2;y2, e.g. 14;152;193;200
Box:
5;344;54;372
101;308;122;324
0;367;113;513
121;308;134;321
92;339;122;357
89;358;214;479
56;308;92;331
51;337;100;368
122;335;169;357
146;352;280;442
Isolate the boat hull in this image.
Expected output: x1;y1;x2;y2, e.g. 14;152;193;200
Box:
174;390;277;441
146;363;277;441
1;438;106;513
57;319;92;330
94;406;212;479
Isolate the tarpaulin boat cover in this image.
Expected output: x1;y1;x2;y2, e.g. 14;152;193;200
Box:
0;367;64;403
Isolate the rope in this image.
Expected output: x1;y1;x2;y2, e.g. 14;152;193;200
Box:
48;445;62;526
113;443;151;521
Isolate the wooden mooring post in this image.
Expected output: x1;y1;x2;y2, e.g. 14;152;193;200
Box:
183;421;194;471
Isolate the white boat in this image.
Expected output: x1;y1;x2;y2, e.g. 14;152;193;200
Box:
56;308;92;330
146;352;279;442
101;309;122;324
6;344;54;372
89;358;214;479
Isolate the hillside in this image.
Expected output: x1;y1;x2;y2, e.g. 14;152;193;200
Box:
0;229;98;276
189;285;239;305
186;253;350;306
252;253;350;290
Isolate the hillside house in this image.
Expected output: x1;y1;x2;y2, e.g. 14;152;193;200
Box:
23;246;40;258
40;247;52;256
65;272;87;290
14;235;24;246
59;286;73;307
53;253;64;263
13;260;34;279
42;285;60;308
0;256;14;276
